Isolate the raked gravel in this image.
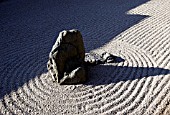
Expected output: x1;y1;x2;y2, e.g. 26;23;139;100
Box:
0;0;170;114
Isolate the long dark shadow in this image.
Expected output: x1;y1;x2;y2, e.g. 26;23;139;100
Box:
0;0;150;99
86;65;170;85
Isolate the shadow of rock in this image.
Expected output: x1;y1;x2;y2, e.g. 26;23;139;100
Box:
86;65;170;86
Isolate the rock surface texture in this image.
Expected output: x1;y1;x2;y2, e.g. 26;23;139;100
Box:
47;29;116;84
47;29;86;84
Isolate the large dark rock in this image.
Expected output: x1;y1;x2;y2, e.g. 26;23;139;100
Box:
47;29;86;84
47;29;119;85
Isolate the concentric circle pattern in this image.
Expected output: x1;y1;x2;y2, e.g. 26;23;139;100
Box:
1;0;170;114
